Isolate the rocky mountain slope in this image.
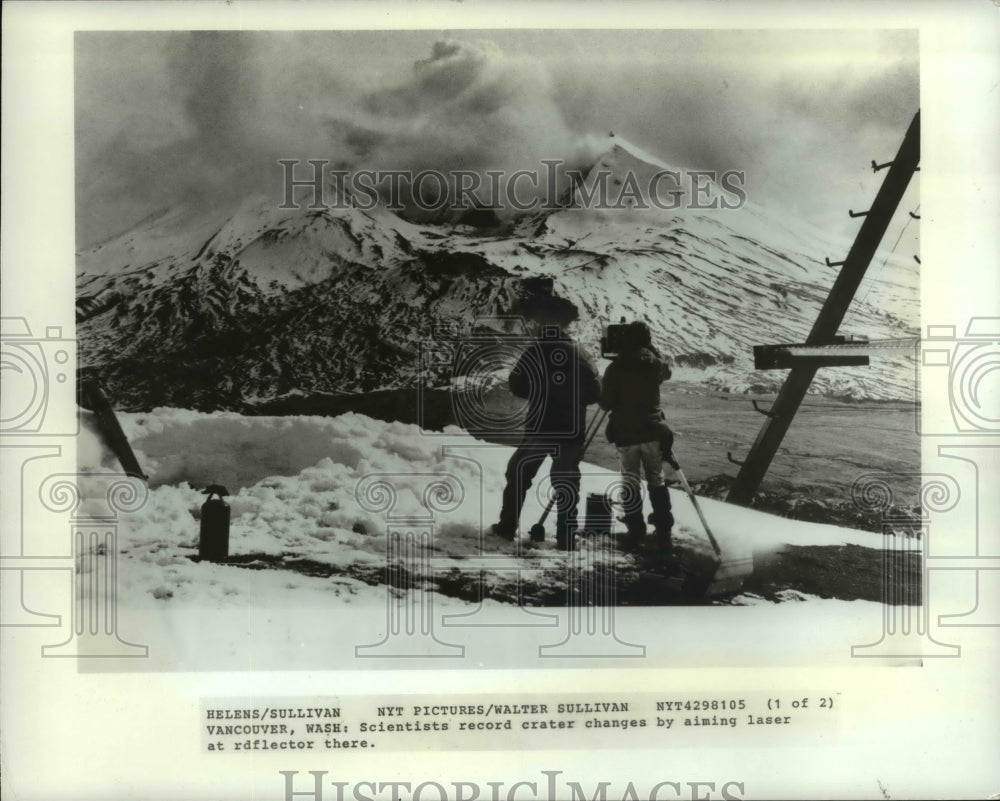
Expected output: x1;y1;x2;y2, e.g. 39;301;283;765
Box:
76;137;919;411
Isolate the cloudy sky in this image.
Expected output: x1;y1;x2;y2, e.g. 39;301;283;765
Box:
75;29;918;248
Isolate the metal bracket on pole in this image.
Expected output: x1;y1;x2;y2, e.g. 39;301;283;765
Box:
727;452;745;467
727;111;921;507
753;341;871;370
848;209;869;218
751;400;775;417
825;257;845;267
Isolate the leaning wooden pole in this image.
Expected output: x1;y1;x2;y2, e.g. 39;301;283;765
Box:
727;111;920;506
79;380;148;481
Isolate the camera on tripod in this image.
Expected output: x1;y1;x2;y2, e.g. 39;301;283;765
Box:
601;317;636;358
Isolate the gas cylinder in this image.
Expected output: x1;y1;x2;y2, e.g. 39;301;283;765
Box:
198;484;230;562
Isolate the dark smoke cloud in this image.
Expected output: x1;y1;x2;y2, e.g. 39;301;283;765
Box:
329;39;598;191
77;34;600;243
76;31;353;246
171;33;251;147
75;30;917;248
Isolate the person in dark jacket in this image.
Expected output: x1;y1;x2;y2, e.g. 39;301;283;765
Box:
492;322;601;549
599;321;675;545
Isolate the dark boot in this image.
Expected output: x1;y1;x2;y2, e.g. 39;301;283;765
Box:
491;522;516;541
649;485;674;552
555;530;575;550
555;509;579;551
621;511;647;546
496;447;546;541
496;482;525;540
552;464;581;550
649;485;674;533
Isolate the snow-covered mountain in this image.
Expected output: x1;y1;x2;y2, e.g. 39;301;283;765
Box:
76;136;919;411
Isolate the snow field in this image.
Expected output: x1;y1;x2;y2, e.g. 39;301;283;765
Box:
66;407;923;669
78;408;894;613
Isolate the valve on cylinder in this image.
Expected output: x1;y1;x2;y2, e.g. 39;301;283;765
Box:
199;484;230;562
